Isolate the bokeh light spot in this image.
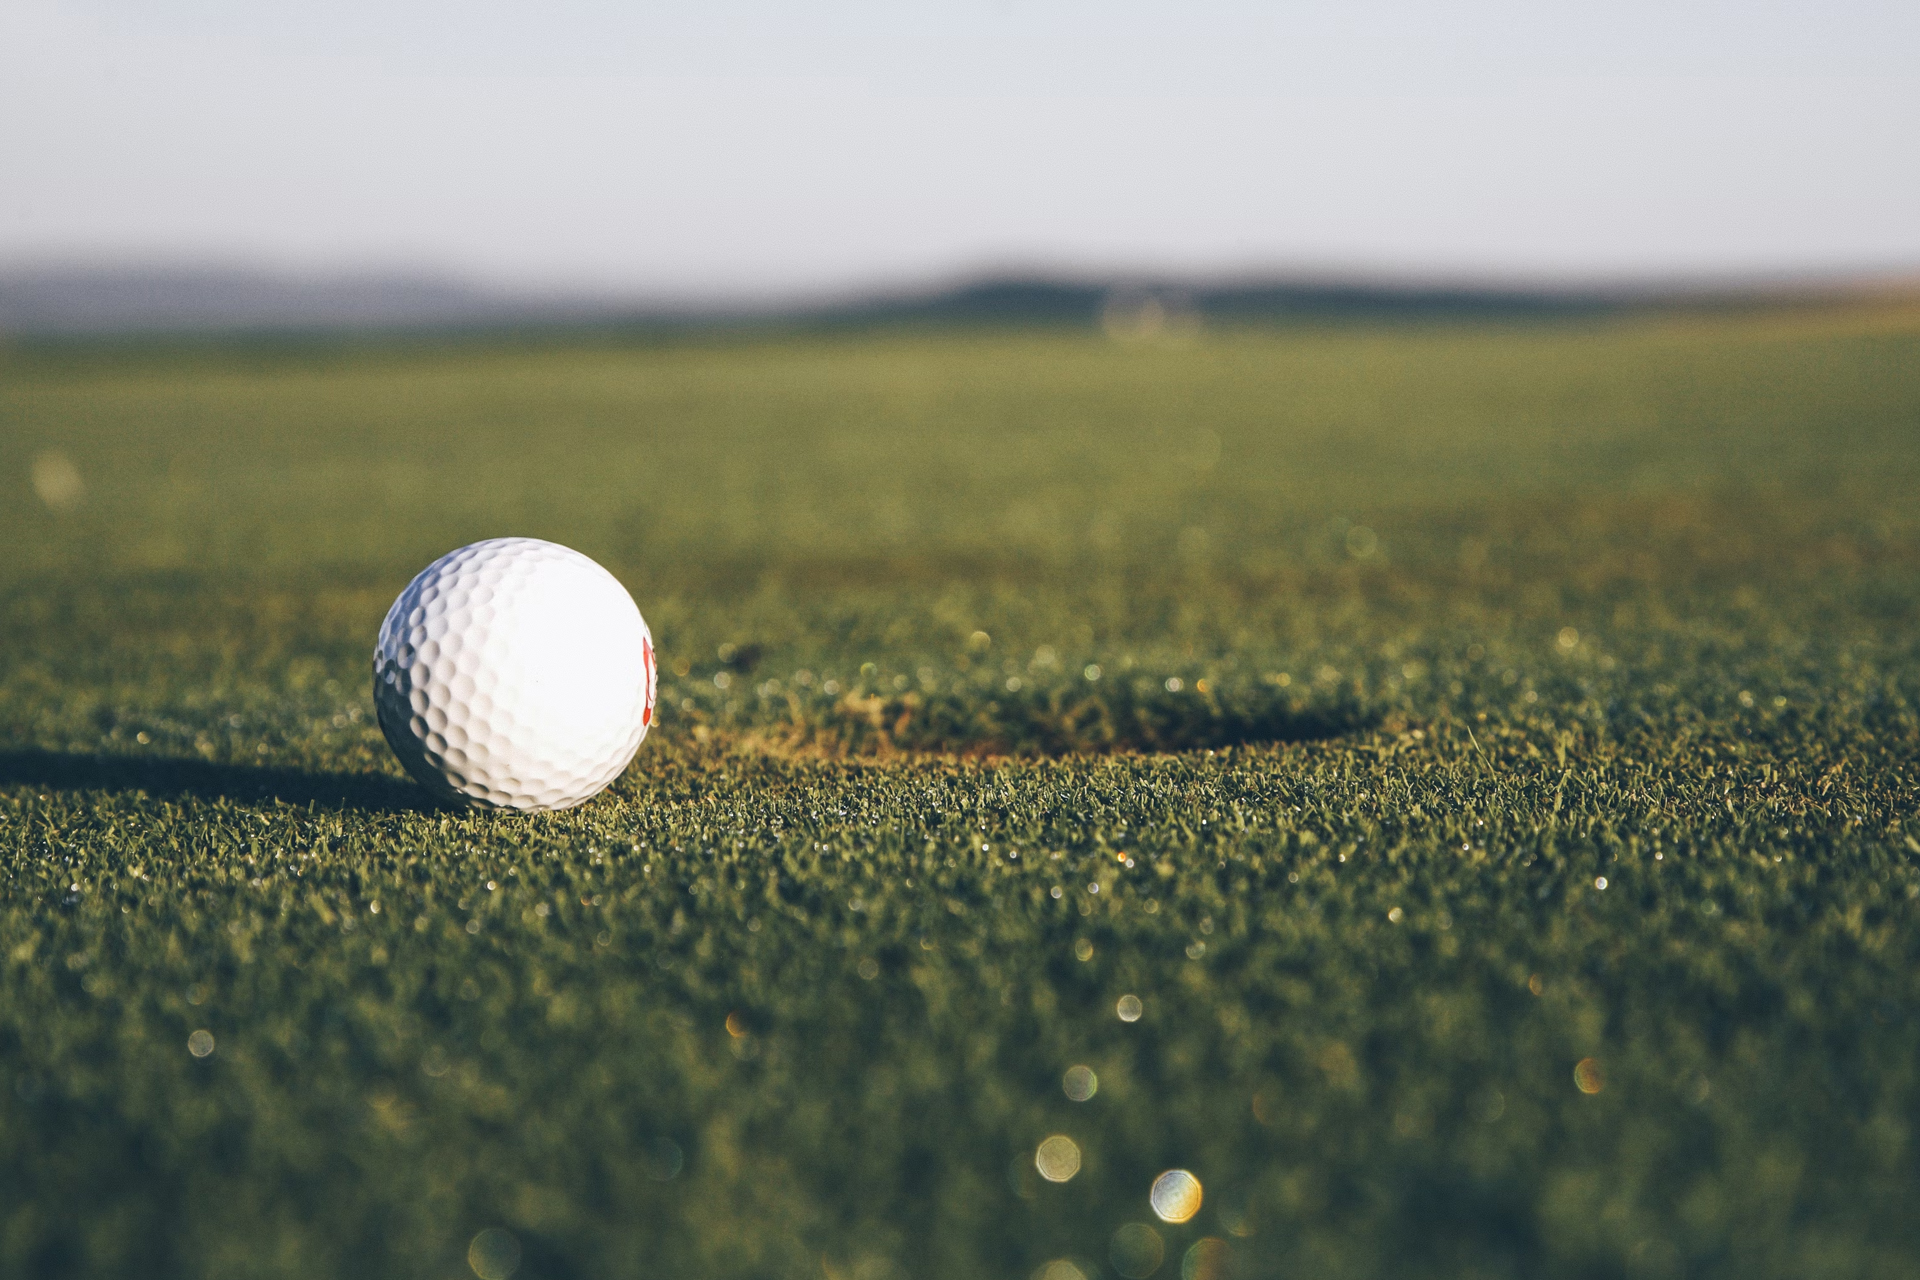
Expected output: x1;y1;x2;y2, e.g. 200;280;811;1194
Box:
1035;1135;1082;1182
31;451;84;510
643;1136;684;1181
1008;1152;1040;1199
1182;1237;1232;1280
468;1228;521;1280
1110;1223;1165;1278
1063;1065;1098;1101
1116;994;1143;1022
1574;1057;1606;1094
187;1030;215;1058
1151;1169;1202;1223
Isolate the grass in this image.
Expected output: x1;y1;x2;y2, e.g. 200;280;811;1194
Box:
3;304;1920;1279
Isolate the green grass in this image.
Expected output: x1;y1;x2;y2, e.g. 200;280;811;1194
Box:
4;305;1920;1280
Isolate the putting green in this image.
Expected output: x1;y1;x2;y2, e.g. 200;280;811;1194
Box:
4;306;1919;1278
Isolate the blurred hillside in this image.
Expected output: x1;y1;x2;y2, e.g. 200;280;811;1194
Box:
4;263;1909;338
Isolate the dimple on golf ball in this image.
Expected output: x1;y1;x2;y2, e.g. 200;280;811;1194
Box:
373;537;656;811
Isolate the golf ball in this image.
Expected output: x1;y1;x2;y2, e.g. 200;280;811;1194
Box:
373;537;656;811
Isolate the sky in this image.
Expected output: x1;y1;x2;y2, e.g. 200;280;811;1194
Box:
3;0;1917;299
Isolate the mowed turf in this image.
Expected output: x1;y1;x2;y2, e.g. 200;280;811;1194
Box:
3;306;1920;1280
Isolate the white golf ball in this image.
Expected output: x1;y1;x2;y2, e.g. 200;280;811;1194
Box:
373;537;657;811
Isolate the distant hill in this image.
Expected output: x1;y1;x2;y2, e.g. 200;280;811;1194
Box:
818;276;1626;329
0;264;1903;338
0;266;649;336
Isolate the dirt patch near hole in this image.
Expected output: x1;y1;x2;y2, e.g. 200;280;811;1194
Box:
681;684;1373;761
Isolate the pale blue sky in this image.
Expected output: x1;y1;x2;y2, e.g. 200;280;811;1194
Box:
4;1;1916;297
